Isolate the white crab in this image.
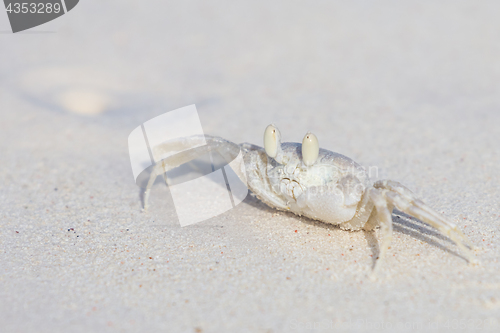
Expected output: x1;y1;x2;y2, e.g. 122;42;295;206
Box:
144;124;475;268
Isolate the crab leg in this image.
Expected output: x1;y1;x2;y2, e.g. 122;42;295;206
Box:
374;180;473;247
374;180;476;263
143;163;161;211
144;144;211;210
368;187;394;272
143;135;246;210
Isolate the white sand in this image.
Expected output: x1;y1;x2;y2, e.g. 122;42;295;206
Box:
1;1;500;332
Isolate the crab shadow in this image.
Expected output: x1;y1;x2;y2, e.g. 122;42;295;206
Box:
242;194;467;266
140;177;468;266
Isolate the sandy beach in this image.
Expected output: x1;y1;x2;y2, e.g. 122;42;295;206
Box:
1;1;500;332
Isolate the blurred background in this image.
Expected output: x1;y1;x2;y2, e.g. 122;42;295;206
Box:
2;1;500;183
1;1;500;332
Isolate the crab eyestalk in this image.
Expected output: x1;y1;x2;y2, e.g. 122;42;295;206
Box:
264;124;284;163
302;132;319;166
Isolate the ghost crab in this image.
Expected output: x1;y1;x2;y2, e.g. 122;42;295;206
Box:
144;124;476;268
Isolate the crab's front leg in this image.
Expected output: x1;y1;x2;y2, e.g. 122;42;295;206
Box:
143;135;245;211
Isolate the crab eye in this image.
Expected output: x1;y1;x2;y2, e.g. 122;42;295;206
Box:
302;132;319;166
264;124;281;158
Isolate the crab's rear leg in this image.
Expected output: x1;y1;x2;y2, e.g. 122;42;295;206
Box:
375;180;473;248
367;188;394;272
374;180;476;264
